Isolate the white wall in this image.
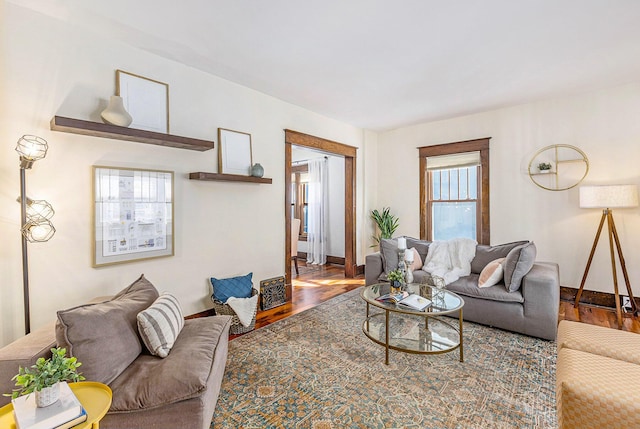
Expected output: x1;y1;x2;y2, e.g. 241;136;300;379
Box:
0;4;366;346
376;81;640;296
291;148;345;259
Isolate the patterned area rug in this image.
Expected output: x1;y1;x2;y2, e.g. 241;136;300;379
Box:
212;288;557;428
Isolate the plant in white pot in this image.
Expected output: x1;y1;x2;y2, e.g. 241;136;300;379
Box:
7;347;85;407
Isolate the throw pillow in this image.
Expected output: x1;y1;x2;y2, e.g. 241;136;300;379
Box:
470;240;529;274
503;242;537;292
56;274;159;384
407;247;423;271
380;238;399;274
211;272;253;303
478;258;505;288
137;293;185;358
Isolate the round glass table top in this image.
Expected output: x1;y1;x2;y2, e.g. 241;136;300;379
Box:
361;283;464;315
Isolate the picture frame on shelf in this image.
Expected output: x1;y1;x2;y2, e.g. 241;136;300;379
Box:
218;128;253;176
116;70;169;133
92;166;174;267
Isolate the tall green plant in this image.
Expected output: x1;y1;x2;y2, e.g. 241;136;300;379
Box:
371;207;399;247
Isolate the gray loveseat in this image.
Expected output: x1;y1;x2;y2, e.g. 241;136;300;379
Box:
366;237;559;340
0;275;231;429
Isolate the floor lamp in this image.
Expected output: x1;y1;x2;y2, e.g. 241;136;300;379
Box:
574;184;639;329
16;135;56;335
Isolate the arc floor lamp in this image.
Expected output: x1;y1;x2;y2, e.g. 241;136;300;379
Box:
16;135;55;335
574;184;638;329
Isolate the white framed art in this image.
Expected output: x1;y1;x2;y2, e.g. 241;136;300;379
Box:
218;128;253;175
92;166;174;267
116;70;169;133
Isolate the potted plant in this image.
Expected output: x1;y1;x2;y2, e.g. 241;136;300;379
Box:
387;269;405;291
7;347;85;407
538;162;552;173
370;207;399;248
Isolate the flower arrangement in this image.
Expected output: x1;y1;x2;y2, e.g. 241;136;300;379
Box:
538;162;552;171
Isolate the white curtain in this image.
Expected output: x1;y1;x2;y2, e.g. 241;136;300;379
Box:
306;158;328;265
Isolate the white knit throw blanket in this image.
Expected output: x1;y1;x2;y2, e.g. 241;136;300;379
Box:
227;294;259;327
422;237;477;285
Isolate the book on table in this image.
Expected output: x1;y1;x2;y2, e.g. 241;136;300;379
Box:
397;294;431;311
54;407;87;429
12;381;84;429
376;291;409;303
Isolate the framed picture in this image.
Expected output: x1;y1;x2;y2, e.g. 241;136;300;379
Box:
218;128;253;175
92;166;174;267
116;70;169;133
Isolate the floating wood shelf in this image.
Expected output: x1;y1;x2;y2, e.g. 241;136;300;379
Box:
50;116;215;151
189;172;272;184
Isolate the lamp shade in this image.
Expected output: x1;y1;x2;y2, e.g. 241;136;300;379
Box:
579;185;639;209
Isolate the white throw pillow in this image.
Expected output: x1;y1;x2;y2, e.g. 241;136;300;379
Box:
478;258;505;288
137;293;184;358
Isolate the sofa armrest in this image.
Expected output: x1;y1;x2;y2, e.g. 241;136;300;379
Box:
521;262;560;340
365;252;384;286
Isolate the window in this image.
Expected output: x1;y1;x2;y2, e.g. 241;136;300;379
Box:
419;138;490;244
291;164;309;238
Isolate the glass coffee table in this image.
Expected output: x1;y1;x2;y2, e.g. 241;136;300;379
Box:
361;283;464;365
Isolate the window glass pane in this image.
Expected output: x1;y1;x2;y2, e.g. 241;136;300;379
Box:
432;202;477;241
303;183;308;203
440;170;450;200
432;171;441;200
303;206;308;233
459;168;468;200
469;167;478;199
449;168;459;200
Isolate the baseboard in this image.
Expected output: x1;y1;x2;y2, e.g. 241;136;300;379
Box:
560;286;640;310
355;264;365;276
296;252;345;266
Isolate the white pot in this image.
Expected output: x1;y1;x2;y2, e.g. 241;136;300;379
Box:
101;95;133;127
35;382;60;407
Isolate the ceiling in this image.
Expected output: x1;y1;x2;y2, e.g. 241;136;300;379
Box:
9;0;640;131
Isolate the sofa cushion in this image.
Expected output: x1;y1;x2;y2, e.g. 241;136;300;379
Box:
137;293;185;358
380;238;399;274
109;316;231;412
407;247;423;271
406;237;431;262
470;241;529;274
446;274;524;303
56;274;159;384
210;273;253;303
478;258;505;288
503;242;537;292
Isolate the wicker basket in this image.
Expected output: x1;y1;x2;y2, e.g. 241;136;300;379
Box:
211;288;258;335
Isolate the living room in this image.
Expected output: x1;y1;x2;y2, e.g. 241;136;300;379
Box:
2;1;640;427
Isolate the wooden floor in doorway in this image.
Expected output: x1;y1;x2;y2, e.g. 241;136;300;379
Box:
233;262;639;339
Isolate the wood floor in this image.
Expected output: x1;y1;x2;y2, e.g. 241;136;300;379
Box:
236;262;640;339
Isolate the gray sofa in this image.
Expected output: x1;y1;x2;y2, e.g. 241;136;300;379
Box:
0;275;231;429
365;238;560;340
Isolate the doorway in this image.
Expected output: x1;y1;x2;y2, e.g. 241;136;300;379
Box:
284;130;357;299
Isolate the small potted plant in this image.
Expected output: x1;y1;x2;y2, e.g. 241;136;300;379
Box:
538;162;552;173
7;347;85;407
387;269;405;292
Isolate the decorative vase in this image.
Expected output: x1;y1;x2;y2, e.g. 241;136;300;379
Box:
251;163;264;177
35;382;60;407
405;267;414;284
101;95;133;127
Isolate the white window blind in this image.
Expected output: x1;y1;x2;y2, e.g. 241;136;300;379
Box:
426;151;480;171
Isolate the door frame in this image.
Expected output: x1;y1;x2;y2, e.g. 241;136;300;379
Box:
284;130;357;297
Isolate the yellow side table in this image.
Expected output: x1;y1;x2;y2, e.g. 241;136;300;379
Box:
0;381;112;429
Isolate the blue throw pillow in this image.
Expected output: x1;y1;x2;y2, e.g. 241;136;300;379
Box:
210;273;253;303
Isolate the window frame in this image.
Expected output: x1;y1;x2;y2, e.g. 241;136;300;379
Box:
419;138;491;244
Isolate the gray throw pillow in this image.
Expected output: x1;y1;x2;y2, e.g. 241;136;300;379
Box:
503;242;537;292
406;237;431;262
56;274;159;384
380;238;399;274
470;240;529;274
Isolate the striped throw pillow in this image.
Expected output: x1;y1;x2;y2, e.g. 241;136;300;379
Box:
137;293;185;358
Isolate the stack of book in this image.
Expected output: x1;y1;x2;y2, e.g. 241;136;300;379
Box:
12;382;87;429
